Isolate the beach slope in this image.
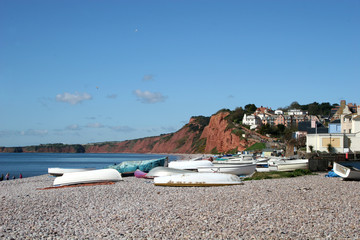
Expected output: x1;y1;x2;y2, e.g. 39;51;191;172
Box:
0;174;359;239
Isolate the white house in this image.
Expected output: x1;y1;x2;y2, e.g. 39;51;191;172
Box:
242;114;262;129
286;109;308;116
275;109;283;115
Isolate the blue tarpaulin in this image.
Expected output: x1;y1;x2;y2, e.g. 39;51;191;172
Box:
107;157;166;174
325;169;340;178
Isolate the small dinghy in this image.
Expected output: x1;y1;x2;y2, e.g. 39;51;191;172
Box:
168;160;213;170
146;167;193;178
48;168;96;176
53;169;122;186
268;158;308;172
154;172;243;187
333;162;360;180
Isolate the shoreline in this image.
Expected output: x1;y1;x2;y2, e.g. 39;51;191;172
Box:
1;173;359;239
0;152;197;180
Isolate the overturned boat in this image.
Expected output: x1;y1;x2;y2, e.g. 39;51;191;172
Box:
146;166;193;178
154;172;244;187
53;169;122;186
333;162;360;180
48;168;96;176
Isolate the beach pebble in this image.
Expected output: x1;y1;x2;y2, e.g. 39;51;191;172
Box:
0;174;359;239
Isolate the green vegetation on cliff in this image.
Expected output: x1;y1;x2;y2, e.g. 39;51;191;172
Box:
245;142;266;151
187;116;210;133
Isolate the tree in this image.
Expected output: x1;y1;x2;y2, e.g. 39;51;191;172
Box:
244;104;257;114
289;101;301;109
327;144;334;153
226;107;245;123
308;102;320;115
296;136;306;149
276;124;286;135
309;145;314;152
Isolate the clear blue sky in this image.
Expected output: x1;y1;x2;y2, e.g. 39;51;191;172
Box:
1;0;359;147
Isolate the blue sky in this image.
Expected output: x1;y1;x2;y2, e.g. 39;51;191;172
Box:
0;0;359;147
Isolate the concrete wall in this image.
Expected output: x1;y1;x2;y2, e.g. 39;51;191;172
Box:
307;133;345;153
307;132;360;153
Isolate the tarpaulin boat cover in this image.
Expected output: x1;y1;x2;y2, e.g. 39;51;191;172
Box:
107;157;166;174
325;169;340;178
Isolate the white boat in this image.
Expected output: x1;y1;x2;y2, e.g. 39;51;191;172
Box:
53;169;123;186
48;167;96;176
168;160;213;170
255;158;271;172
268;158;308;172
213;154;255;164
255;163;271;172
333;162;360;180
146;167;194;178
197;163;256;176
154;172;243;187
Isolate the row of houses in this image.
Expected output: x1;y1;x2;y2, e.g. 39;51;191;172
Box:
242;106;318;129
242;100;360;154
306;100;360;153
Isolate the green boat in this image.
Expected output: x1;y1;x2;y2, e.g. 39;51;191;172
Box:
107;157;168;176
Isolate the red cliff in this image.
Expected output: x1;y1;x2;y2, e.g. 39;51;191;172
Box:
200;112;255;153
1;113;261;154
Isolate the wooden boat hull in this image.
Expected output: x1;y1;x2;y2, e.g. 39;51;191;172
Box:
333;162;360;180
197;164;256;176
146;167;193;178
48;168;96;176
53;169;123;186
107;157;167;175
154;173;243;187
168;160;213;170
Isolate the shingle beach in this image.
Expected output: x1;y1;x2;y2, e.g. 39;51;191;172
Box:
1;172;359;239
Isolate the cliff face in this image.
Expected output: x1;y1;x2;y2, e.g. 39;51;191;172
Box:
85;116;207;153
84;112;256;154
200;112;254;153
0;112;260;154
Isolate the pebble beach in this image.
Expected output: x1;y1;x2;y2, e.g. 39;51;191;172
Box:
1;169;360;239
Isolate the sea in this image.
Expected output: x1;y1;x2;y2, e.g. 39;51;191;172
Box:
0;153;179;179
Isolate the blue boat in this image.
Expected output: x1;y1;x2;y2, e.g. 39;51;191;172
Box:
107;157;168;176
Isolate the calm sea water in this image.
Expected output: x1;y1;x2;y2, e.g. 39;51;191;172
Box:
0;153;179;179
